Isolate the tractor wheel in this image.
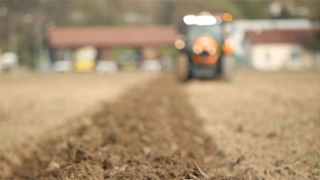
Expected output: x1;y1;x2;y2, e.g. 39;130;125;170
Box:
175;53;190;81
221;55;235;82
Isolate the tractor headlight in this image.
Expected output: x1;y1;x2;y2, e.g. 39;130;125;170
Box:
174;39;185;50
193;44;203;54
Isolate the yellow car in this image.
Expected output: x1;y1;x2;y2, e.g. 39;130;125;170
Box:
74;60;95;72
73;46;97;73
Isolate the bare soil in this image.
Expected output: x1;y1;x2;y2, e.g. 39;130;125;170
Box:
1;74;244;180
186;70;320;180
2;70;318;180
0;72;157;177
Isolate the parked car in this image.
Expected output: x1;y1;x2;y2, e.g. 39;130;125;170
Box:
53;60;73;72
141;59;162;72
96;61;118;74
1;52;18;71
118;54;140;71
73;46;97;73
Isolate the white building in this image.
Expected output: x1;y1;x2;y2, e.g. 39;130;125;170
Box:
243;29;319;71
227;19;314;65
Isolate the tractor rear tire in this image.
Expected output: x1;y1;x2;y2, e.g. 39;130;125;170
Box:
221;55;235;82
175;53;190;81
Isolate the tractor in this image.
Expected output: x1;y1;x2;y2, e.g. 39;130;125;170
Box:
174;12;234;81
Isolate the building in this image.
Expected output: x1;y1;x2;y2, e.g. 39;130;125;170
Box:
243;29;319;71
46;26;178;64
227;19;314;65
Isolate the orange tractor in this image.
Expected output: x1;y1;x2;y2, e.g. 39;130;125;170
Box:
175;12;234;81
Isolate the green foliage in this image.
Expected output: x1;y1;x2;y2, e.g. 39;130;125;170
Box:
159;46;177;57
296;155;303;161
311;152;319;159
232;1;268;19
290;149;297;154
111;47;137;60
311;9;320;51
287;167;294;174
155;1;174;25
0;132;8;144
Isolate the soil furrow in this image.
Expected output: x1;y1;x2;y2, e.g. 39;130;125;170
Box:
3;75;244;180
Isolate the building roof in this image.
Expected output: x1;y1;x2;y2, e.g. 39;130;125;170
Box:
47;26;178;48
244;29;315;47
229;19;313;32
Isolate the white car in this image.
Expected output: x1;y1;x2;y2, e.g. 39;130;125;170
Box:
95;61;118;74
53;60;73;72
141;60;162;72
1;52;18;71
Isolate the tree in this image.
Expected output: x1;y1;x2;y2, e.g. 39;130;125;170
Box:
155;1;174;25
232;1;269;19
311;14;320;51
